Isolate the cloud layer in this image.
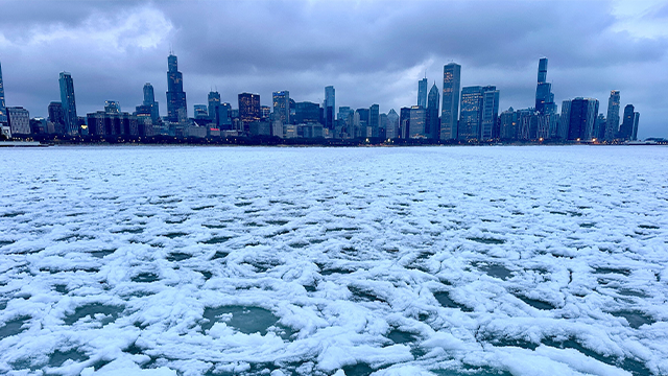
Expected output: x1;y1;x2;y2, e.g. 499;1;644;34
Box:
0;0;666;138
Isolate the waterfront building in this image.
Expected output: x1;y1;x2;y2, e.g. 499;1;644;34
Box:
400;107;411;139
48;102;66;134
605;90;620;141
417;77;427;108
143;83;160;123
619;104;640;141
369;104;380;138
208;91;221;124
294;101;320;124
87;111;139;137
356;108;369;137
459;86;483;140
481;86;500;140
0;59;6;123
426;83;440;139
166;54;188;123
194;105;209;120
409;105;427;138
104;101;121;114
535;58;556;115
218;102;232;129
386;109;399;139
59;72;78;135
324;86;335;129
7;107;30;135
238;93;261;132
594;114;606;141
273;91;290;125
261;105;271;119
561;97;599;141
440;63;461;140
499;108;518;140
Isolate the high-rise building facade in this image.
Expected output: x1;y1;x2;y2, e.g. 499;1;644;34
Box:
0;60;6;123
562;97;599;141
426;83;440;139
441;63;461;140
386;109;399;139
324;86;335;129
604;90;620;141
104;101;121;114
459;86;483;140
194;105;209;119
166;54;188;123
7;107;30;135
273;91;290;125
409;105;427;138
218;102;232;129
481;86;500;140
143;83;160;123
619;104;640;141
369;104;380;137
238;93;261;131
208;91;221;124
59;72;78;135
535;57;556;115
417;78;428;108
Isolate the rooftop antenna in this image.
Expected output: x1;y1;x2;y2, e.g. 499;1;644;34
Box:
169;44;173;55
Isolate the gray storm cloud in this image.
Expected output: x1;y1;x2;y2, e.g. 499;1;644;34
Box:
0;0;666;138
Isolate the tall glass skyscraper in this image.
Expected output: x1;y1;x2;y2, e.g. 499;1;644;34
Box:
481;86;500;140
417;77;427;108
143;83;160;123
208;91;221;125
0;59;6;123
535;57;556;115
459;86;483;141
605;90;620;141
440;63;461;140
426;82;440;139
59;72;78;135
324;86;335;129
273;91;290;125
562;97;599;141
238;93;261;131
166;54;188;123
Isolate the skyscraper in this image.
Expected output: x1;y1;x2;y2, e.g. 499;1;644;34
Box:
208;91;221;124
481;86;500;140
604;90;620;141
104;101;121;114
0;59;6;123
238;93;261;132
324;86;335;129
562;97;599;141
143;83;160;123
417;77;428;108
59;72;78;135
369;104;380;137
426;82;440;139
166;54;188;123
459;86;484;140
535;58;556;115
386;109;399;139
619;104;640;141
409;105;427;138
273;91;290;124
441;63;461;140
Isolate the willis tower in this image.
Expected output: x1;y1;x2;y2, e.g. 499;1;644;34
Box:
166;53;188;123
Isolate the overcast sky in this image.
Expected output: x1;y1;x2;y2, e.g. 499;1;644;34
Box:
1;0;667;138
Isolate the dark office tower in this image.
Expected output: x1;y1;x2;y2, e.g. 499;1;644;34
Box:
273;91;290;124
499;108;518;140
166;54;188;123
618;104;638;140
218;102;232;129
481;86;500;140
208;91;221;124
535;57;556;115
441;63;461;140
0;59;6;123
417;77;428;108
59;72;78;135
594;114;606;140
386;109;399;139
400;107;411;138
459;86;484;140
238;93;261;131
409;106;427;138
604;90;620;141
324;86;335;129
563;97;599;141
426;82;440;139
143;83;160;123
369;104;380;137
194;105;209;119
631;112;640;141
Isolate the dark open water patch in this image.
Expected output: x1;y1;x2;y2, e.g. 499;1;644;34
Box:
63;304;123;326
0;316;30;339
431;367;513;375
201;236;232;244
89;249;116;258
201;306;292;338
594;267;632;277
343;362;375;376
473;262;513;281
162;232;188;239
467;237;505;245
132;272;160;283
211;250;229;260
515;295;555;310
166;252;192;262
48;349;88;367
349;286;386;303
434;291;473;312
611;310;655;329
387;329;416;344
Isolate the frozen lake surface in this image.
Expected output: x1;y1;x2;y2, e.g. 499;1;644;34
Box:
1;145;667;376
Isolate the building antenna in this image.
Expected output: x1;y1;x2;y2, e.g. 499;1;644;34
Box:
169;44;173;55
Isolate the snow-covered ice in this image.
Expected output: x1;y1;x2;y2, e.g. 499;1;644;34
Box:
1;145;667;376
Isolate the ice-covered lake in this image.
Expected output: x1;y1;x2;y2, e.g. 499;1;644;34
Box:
1;145;667;376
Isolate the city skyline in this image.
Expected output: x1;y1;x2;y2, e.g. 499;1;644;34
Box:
0;1;666;138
